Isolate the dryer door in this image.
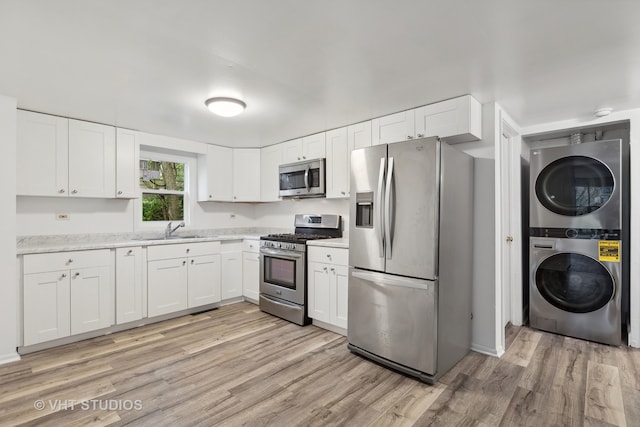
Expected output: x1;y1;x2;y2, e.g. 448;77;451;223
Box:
535;252;614;313
535;156;614;217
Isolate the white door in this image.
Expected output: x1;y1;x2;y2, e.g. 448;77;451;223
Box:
115;247;143;324
371;110;415;145
115;128;140;198
198;144;233;201
16;110;69;197
148;258;188;316
242;252;260;303
331;265;349;329
188;254;221;307
68;119;116;197
260;143;283;202
308;262;331;322
281;138;303;163
70;266;112;334
233;149;261;201
302;132;326;159
23;271;71;345
325;127;351;199
348;121;372;150
221;251;243;300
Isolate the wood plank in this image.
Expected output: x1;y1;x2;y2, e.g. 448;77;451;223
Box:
502;328;542;367
584;361;627;427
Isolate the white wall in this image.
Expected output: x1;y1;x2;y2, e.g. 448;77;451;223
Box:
255;198;349;232
0;95;19;363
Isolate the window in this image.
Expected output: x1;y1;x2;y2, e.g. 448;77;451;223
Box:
139;158;186;222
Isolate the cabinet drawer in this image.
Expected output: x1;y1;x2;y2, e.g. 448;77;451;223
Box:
243;239;260;253
24;249;111;274
308;246;348;266
147;241;220;261
221;240;243;253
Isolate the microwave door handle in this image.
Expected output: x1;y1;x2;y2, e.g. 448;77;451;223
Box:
384;156;394;259
375;157;386;258
304;165;310;192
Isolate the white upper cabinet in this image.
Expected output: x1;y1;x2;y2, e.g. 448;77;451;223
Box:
348;121;372;150
197;144;233;202
68;119;116;198
302;132;326;159
414;95;482;144
326;127;352;199
281;138;303;164
371;110;415;145
232;148;261;202
115;128;140;198
260;143;283;202
17;110;69;197
17;111;117;198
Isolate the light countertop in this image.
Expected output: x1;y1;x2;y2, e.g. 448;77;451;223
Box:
306;238;349;249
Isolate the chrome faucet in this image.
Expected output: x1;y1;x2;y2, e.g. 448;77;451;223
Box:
165;221;186;238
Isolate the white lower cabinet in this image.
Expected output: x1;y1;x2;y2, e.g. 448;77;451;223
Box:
307;246;349;331
147;242;221;317
242;239;260;303
23;249;112;346
221;241;243;301
115;247;144;324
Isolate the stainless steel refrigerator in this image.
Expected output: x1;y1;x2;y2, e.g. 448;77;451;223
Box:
348;137;474;384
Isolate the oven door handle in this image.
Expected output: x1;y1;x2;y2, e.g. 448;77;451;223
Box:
260;248;304;260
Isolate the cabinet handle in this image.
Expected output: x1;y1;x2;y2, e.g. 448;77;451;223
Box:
417;133;424;138
58;189;65;194
323;266;328;271
117;190;123;195
61;273;67;279
330;268;335;273
68;259;73;264
341;191;346;195
71;190;78;194
302;156;306;159
191;259;194;264
127;249;133;255
407;135;414;139
297;157;301;160
186;248;190;253
326;254;331;259
73;272;80;278
182;260;186;266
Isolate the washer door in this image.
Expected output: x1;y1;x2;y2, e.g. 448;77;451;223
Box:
535;252;614;313
535;156;614;216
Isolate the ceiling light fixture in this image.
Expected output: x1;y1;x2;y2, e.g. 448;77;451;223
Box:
205;97;246;117
594;107;612;118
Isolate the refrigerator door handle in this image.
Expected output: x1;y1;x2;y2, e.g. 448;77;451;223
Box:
352;270;432;290
384;157;394;259
376;157;386;258
304;165;310;192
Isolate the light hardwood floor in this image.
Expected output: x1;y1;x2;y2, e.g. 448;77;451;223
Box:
1;302;639;426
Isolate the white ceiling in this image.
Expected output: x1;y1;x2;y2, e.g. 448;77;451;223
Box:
1;0;640;148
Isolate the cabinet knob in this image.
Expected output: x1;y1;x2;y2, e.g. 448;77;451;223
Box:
127;249;133;255
326;254;331;259
323;266;328;271
302;156;306;159
341;191;346;195
297;157;301;160
68;259;73;264
182;260;186;266
71;190;78;194
58;189;65;194
73;272;80;278
330;268;335;273
191;259;194;264
417;133;424;138
407;135;414;139
61;273;67;279
186;248;190;253
209;195;213;198
117;190;123;195
233;196;237;200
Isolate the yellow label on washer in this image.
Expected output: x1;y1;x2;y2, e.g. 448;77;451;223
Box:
599;240;621;262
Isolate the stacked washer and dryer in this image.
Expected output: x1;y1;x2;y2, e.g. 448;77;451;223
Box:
529;138;629;346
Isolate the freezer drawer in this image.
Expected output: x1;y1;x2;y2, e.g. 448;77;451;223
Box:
347;268;437;375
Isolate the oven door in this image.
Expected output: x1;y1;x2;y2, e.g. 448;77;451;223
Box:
260;247;305;305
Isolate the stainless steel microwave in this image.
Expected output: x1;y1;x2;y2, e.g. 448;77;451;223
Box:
279;158;326;198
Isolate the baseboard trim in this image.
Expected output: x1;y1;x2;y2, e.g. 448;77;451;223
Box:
0;351;21;365
471;342;504;358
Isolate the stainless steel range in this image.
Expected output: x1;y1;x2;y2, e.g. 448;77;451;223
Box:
259;214;342;325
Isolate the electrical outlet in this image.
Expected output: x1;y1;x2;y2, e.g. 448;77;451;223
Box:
56;213;70;220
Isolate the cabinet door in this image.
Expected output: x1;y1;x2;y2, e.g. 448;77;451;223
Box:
414;95;482;144
308;262;331;323
260;143;283;202
116;247;143;324
242;252;260;303
281;138;303;164
68;119;116;198
331;265;349;329
221;251;243;300
302;132;326;159
23;271;71;346
148;258;188;316
17;110;69;197
348;121;372;150
233;149;261;202
115;128;140;198
70;266;112;334
188;254;221;307
198;144;233;201
325;127;352;199
371;110;415;145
